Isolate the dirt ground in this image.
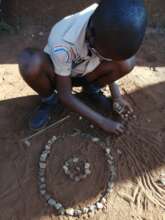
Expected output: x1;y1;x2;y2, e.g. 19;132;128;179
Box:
0;24;165;220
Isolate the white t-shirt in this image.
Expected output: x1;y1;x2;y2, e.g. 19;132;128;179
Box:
44;3;101;77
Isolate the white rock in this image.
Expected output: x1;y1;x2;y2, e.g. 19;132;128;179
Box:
63;165;68;172
40;189;46;195
92;137;100;142
73;157;79;163
75;177;80;182
79;116;83;120
96;202;104;209
105;148;111;154
45;144;51;150
85;163;90;169
39;162;46;169
82;207;89;213
55;203;63;210
40;183;46;189
52;136;57;142
101;197;106;204
90;124;94;129
65;208;75;216
85;169;91;175
40;177;45;183
48;198;56;206
89;205;96;212
38;31;44;36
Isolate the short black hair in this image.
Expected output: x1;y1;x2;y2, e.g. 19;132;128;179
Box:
90;0;147;60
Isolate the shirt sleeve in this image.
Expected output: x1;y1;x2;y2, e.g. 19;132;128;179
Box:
50;46;72;76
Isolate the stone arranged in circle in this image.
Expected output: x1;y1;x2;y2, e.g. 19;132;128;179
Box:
38;133;116;217
63;157;91;182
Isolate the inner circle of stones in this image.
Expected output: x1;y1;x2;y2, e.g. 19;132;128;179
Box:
38;133;116;217
63;157;91;182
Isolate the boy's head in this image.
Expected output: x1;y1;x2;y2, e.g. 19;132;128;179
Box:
87;0;147;61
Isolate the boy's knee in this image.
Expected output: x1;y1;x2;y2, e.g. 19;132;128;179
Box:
117;56;136;74
18;48;44;79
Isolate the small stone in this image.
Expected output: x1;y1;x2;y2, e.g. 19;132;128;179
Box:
48;198;56;206
96;202;104;209
63;165;68;172
101;197;106;204
89;205;96;212
40;189;46;195
73;157;79;163
39;162;46;169
40;177;45;183
82;207;89;214
44;194;51;200
45;144;51;150
51;136;57;142
85;163;90;169
105;148;111;154
39;183;46;189
65;208;75;216
107;160;113;165
132;114;137;119
92;137;100;142
59;208;65;215
48;140;52;145
39;168;45;176
40;153;47;162
55;203;63;210
108;182;114;190
74;209;82;216
85;169;91;175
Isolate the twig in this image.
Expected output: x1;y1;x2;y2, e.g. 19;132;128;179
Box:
20;115;70;142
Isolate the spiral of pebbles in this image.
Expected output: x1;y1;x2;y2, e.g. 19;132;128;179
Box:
63;157;91;182
38;133;116;217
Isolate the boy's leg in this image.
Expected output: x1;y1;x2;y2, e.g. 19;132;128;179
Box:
18;48;58;130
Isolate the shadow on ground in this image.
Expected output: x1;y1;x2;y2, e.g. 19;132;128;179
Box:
0;81;164;219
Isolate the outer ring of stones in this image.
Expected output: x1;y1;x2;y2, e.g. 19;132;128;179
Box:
38;132;116;217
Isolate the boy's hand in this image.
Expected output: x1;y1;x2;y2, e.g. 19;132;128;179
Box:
101;118;125;135
113;97;133;114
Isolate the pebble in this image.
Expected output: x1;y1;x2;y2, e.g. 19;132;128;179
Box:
92;137;100;142
48;140;52;145
73;157;79;163
40;177;45;183
39;183;46;189
39;168;45;176
51;136;57;142
82;207;89;214
55;203;63;210
63;165;68;172
96;202;104;209
105;148;111;154
48;198;57;206
89;204;96;212
85;169;91;175
85;163;90;169
107;160;113;165
40;154;47;162
101;197;106;204
38;31;44;36
65;208;75;216
40;189;46;195
45;144;51;150
39;162;46;169
74;209;82;216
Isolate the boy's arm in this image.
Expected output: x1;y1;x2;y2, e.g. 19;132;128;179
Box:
109;82;133;112
56;75;124;135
